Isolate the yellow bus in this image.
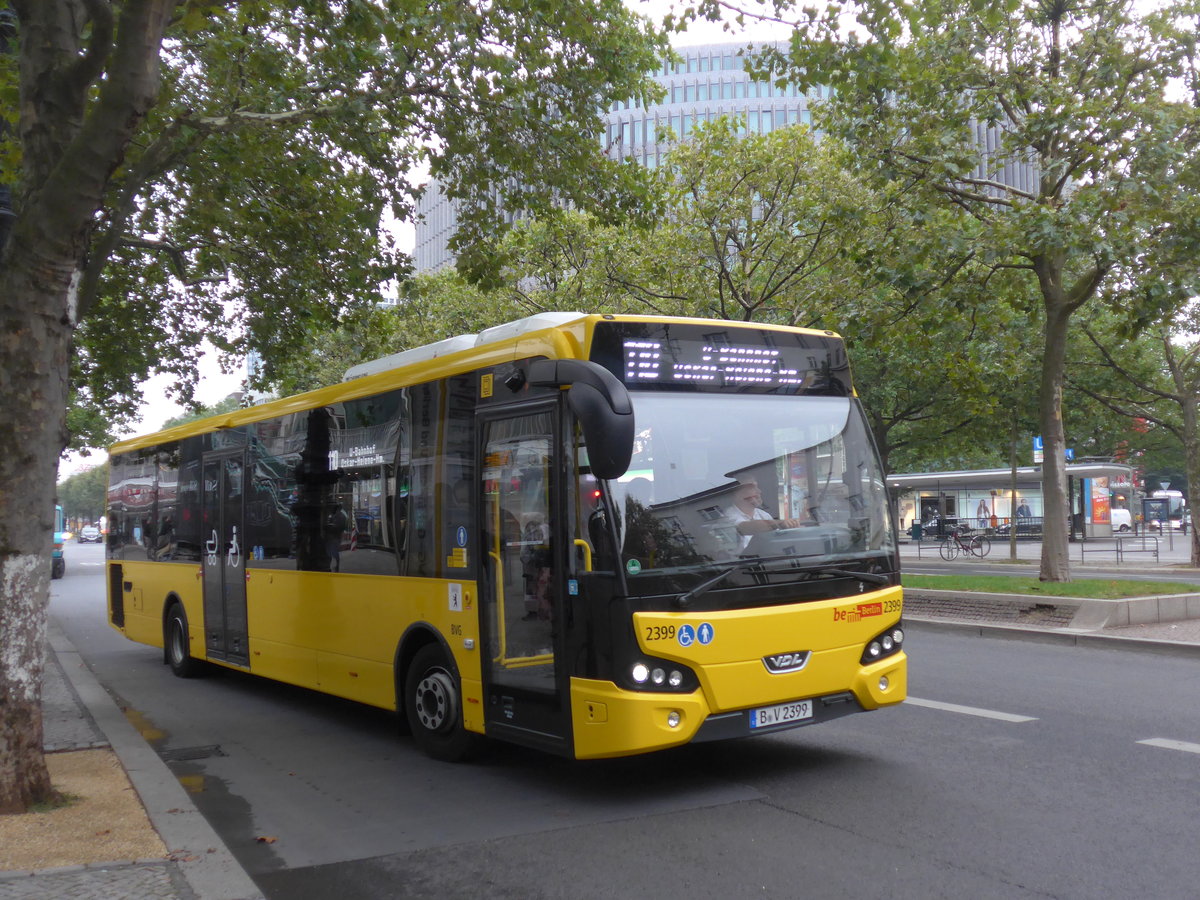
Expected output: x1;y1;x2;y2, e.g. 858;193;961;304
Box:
106;313;905;760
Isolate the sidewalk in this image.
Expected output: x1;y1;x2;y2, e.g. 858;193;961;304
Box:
900;530;1197;567
0;619;263;900
901;534;1200;647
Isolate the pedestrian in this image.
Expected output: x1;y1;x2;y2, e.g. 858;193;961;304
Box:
326;502;348;572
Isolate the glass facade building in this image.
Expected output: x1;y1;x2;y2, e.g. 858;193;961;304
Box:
413;40;1035;273
414;41;816;273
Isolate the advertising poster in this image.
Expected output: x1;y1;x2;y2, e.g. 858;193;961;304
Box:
1091;477;1110;524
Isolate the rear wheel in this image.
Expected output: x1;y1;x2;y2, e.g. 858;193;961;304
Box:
165;602;203;678
405;644;479;762
939;539;959;561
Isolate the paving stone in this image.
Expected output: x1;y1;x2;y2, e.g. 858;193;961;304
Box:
41;649;108;752
0;861;195;900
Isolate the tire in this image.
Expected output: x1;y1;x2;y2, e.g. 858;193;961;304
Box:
165;602;203;678
405;644;479;762
1119;524;1130;533
51;557;65;579
939;539;958;561
970;536;991;558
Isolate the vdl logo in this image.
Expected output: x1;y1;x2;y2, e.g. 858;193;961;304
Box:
762;651;811;674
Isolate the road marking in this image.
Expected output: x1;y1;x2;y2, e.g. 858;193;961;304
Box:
906;697;1038;723
1137;738;1200;755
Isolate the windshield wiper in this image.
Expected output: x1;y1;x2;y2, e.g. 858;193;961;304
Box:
675;558;890;609
675;555;798;609
806;566;890;586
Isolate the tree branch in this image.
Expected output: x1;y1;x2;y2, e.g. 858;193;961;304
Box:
64;0;113;95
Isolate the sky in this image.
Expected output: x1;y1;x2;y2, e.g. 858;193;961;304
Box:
58;0;797;481
632;0;799;45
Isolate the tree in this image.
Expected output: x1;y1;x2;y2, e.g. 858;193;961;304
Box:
1072;312;1200;564
57;465;109;527
0;0;669;813
495;120;1022;472
160;393;244;430
266;273;531;396
738;0;1200;580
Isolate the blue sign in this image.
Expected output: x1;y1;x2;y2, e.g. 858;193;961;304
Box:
1065;448;1075;461
698;622;715;645
1033;436;1044;452
678;625;696;647
456;526;468;547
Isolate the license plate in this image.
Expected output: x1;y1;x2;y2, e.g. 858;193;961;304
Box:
749;699;813;729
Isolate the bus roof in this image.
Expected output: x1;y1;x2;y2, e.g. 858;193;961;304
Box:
109;313;844;455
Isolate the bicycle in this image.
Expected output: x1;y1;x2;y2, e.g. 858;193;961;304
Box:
939;527;991;560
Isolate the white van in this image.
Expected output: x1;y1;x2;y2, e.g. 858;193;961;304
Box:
1110;508;1132;532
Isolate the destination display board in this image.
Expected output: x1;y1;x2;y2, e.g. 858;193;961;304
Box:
589;321;852;395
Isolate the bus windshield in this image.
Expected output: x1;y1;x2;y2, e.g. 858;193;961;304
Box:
606;394;894;596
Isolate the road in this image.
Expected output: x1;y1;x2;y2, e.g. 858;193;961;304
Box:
53;543;1200;899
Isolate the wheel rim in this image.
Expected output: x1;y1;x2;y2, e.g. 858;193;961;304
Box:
414;668;457;733
170;616;186;665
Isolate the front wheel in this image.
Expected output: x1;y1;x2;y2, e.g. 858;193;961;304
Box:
405;644;480;762
970;536;991;558
165;602;203;678
939;539;959;561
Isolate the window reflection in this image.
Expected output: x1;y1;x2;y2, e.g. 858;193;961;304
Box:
615;396;892;572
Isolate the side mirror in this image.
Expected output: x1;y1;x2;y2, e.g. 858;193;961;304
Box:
528;359;633;480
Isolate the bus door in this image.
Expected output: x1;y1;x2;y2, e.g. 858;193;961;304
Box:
478;405;571;754
201;450;249;666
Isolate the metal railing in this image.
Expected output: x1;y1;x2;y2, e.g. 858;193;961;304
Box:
1078;535;1158;563
1117;535;1159;563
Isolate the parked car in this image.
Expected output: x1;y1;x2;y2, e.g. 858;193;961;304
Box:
908;515;963;537
1110;509;1132;532
993;519;1044;537
78;525;102;543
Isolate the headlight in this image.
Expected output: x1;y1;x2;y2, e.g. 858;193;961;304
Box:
623;657;697;692
861;622;904;665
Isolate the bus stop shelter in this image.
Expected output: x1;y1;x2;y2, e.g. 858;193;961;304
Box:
887;463;1137;539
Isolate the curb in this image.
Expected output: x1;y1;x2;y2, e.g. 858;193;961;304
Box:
902;586;1200;630
905;617;1200;659
47;616;265;900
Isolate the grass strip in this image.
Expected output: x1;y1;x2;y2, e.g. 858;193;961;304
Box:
902;573;1199;600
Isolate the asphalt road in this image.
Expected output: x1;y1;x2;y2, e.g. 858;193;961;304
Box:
53;543;1200;899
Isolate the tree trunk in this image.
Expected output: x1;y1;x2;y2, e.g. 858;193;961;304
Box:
1183;399;1200;568
0;253;72;813
1038;300;1072;581
0;0;172;812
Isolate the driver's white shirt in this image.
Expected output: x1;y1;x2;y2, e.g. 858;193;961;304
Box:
727;505;774;550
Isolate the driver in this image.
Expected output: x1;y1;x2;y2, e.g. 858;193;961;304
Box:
726;479;804;550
